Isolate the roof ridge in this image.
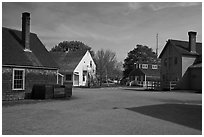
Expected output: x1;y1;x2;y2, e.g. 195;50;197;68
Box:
2;27;37;35
170;39;202;44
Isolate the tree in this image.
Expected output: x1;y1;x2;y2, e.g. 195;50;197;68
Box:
112;61;123;82
50;40;94;56
94;49;122;86
123;44;158;78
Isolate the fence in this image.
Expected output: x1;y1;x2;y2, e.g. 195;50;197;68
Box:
145;81;161;90
163;81;178;91
130;80;178;91
130;80;161;90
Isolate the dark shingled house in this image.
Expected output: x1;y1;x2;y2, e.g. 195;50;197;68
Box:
159;31;202;91
129;63;160;89
2;12;59;100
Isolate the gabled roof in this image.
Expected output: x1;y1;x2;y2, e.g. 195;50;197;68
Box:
159;39;202;58
141;69;160;78
50;50;87;73
129;68;160;81
2;27;58;69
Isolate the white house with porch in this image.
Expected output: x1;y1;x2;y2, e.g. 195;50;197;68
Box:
51;50;96;87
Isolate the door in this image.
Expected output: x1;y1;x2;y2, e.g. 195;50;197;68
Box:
74;74;79;86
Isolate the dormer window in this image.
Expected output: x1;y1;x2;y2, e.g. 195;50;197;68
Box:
152;65;158;69
142;64;148;69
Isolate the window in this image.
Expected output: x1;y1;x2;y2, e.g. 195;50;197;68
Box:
164;58;167;66
174;57;178;64
134;63;138;69
83;74;85;81
169;57;172;67
142;64;148;69
83;71;87;81
12;68;25;90
152;65;158;69
90;61;92;68
65;74;72;81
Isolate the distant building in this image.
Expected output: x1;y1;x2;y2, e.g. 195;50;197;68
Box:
159;31;202;91
2;12;59;100
51;50;96;87
129;62;160;88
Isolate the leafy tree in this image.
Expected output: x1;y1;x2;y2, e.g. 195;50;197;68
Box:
50;40;94;56
123;44;158;78
94;49;122;86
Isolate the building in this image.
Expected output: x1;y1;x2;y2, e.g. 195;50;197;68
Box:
51;50;96;87
2;12;59;100
129;62;160;89
159;31;202;91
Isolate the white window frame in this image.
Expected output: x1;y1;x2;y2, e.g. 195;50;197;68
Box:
12;68;25;90
152;65;158;69
142;64;148;69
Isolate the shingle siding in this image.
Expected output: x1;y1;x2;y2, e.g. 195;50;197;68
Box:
2;66;57;100
159;35;202;91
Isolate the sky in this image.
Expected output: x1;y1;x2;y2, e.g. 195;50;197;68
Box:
2;2;202;62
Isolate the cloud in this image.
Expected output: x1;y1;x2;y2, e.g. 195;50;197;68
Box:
127;2;201;11
127;2;143;10
149;2;201;11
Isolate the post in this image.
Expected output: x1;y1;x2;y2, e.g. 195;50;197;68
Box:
106;69;109;87
144;75;147;88
57;70;59;84
61;75;64;85
156;33;158;57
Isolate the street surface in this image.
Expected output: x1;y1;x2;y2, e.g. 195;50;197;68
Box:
2;87;202;135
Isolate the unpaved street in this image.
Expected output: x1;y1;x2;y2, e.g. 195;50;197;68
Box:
2;88;202;135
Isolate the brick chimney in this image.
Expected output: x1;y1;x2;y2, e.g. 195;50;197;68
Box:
188;31;197;53
22;12;31;52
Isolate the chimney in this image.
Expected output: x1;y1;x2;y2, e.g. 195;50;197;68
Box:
188;31;197;53
22;12;31;52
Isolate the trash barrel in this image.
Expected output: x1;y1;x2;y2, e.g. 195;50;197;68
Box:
31;84;54;99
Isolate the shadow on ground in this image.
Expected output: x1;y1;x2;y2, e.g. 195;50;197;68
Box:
126;103;202;130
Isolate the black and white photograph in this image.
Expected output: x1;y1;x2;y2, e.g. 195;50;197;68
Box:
2;1;202;135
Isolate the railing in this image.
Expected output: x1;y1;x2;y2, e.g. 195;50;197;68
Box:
163;81;178;91
129;80;161;90
145;81;161;90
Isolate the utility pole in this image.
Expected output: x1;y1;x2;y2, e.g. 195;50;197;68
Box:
156;33;158;57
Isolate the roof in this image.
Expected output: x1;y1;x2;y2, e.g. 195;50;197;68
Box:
159;39;202;58
129;68;160;81
2;27;58;69
50;50;87;73
189;63;202;69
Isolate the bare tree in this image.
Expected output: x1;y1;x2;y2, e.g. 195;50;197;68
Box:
94;49;121;86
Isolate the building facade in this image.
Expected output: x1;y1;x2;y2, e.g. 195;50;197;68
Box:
159;31;202;91
2;13;59;100
129;62;160;89
51;50;96;87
